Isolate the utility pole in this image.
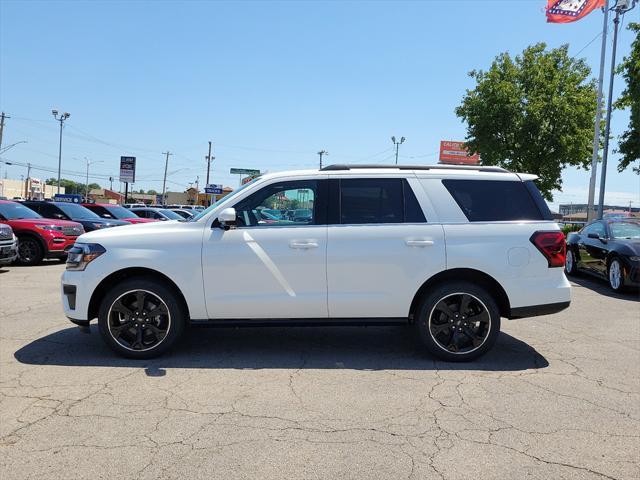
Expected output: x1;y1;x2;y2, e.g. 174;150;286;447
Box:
0;112;9;151
161;151;172;206
586;1;609;223
205;141;214;186
51;110;70;194
109;176;113;191
24;163;31;199
391;136;406;165
317;150;328;169
597;0;636;219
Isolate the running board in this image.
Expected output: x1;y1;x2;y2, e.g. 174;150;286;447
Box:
189;318;409;328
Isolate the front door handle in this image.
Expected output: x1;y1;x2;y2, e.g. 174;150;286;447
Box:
405;239;435;247
289;240;319;249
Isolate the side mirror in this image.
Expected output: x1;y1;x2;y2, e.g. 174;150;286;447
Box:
587;232;600;239
216;207;237;230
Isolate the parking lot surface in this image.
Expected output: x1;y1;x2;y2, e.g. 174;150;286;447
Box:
0;262;639;480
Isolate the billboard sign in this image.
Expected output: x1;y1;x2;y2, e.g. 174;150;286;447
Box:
119;156;136;183
53;194;82;204
439;141;480;165
230;168;260;176
205;184;223;194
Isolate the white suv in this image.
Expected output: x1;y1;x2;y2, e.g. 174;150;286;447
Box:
61;165;570;361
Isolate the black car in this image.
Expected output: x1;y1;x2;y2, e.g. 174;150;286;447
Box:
130;207;184;221
21;201;129;232
565;219;640;292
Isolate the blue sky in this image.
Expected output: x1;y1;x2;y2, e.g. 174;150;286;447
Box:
1;0;638;210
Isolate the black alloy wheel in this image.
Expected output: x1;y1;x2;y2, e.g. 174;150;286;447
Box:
98;278;186;358
16;237;44;266
416;282;500;362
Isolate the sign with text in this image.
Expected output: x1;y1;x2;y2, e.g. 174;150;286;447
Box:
230;168;260;176
119;156;136;183
53;194;82;204
439;141;480;165
205;184;223;194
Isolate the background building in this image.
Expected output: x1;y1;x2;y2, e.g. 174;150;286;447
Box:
0;178;65;199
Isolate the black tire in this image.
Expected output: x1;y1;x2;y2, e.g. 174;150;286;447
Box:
415;281;500;362
16;236;44;266
564;248;579;276
98;277;186;359
607;258;626;293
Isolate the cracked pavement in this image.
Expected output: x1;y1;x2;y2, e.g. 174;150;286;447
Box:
0;262;638;480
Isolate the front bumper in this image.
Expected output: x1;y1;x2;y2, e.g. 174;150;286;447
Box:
46;235;79;257
624;262;640;287
0;239;18;265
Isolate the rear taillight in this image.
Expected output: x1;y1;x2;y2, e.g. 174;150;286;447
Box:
530;231;565;268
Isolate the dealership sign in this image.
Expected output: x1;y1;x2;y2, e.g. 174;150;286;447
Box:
230;168;260;176
53;194;82;203
119;156;136;183
439;141;480;165
205;184;223;194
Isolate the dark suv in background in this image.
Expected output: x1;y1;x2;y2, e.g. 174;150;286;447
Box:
21;201;129;232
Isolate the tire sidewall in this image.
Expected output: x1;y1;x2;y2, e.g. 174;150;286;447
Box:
608;258;625;292
415;281;501;362
565;248;578;275
98;277;186;359
16;236;44;266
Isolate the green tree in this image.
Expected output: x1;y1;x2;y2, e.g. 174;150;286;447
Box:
614;23;639;174
147;189;158;195
455;43;598;200
45;178;101;194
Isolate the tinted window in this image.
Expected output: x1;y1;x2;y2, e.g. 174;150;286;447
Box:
56;203;100;219
582;222;607;238
104;206;138;219
0;202;41;220
338;178;425;224
442;180;544;222
610;222;640;239
233;180;319;227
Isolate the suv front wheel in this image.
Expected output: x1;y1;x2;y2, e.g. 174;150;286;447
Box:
415;282;500;362
98;277;186;359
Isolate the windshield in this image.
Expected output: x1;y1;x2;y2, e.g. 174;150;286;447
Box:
159;209;184;220
191;178;260;221
57;203;101;219
104;205;138;219
610;222;640;239
0;202;42;220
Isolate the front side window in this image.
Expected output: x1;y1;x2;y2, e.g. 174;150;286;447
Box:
610;222;640;239
233;180;319;227
337;178;425;224
583;222;607;238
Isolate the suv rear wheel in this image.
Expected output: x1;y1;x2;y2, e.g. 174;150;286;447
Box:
415;281;500;362
98;277;186;359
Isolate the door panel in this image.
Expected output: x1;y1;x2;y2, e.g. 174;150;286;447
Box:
327;224;445;318
202;225;328;319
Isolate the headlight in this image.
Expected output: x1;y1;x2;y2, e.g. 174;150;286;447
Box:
36;224;64;231
66;243;106;271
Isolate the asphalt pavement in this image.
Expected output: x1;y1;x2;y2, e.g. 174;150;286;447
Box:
0;262;638;480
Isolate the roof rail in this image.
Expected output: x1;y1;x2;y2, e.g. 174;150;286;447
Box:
320;164;509;173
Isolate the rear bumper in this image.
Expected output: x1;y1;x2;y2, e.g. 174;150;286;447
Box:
509;301;571;319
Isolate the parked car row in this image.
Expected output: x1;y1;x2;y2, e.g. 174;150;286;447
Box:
0;199;198;266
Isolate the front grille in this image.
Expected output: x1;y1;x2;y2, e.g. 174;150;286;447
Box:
62;226;83;237
0;227;13;241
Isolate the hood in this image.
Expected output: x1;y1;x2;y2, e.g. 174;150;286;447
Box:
6;218;83;228
75;218;129;228
77;219;185;243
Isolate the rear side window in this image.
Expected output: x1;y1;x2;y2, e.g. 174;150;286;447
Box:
337;178;426;224
442;179;547;222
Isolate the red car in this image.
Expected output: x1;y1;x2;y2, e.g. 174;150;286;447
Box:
0;200;84;265
81;203;158;224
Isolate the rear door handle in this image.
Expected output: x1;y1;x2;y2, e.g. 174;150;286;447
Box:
289;240;319;249
405;239;434;247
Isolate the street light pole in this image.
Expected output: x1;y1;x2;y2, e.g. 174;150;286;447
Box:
597;0;636;219
51;110;70;194
161;151;172;206
85;157;103;201
317;150;328;169
391;136;405;165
